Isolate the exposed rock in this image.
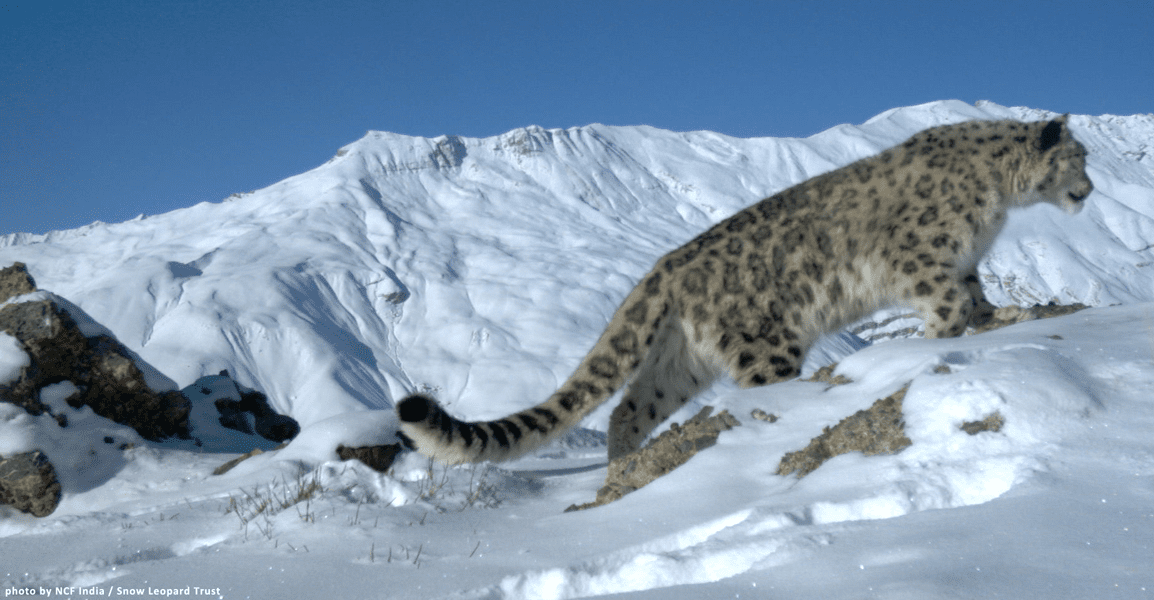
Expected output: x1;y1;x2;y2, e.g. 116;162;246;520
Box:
961;411;1005;435
769;300;1082;478
566;406;740;511
776;386;912;478
0;265;194;516
805;363;853;386
336;443;402;473
750;408;779;423
83;336;191;441
0;299;70;416
0;450;61;517
0;262;36;304
187;371;299;444
0;285;190;441
254;412;300;443
214;397;255;435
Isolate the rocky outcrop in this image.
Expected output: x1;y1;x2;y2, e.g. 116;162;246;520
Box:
336;443;402;473
0;262;195;516
188;371;299;444
0;262;36;306
961;411;1005;435
773;303;1085;478
776;387;913;477
567;407;740;511
0;450;61;517
0;263;191;441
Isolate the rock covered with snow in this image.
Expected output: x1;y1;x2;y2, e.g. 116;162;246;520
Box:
0;263;191;441
0;263;193;515
0;263;298;516
181;371;300;451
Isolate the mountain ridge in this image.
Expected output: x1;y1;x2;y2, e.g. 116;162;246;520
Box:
2;100;1152;431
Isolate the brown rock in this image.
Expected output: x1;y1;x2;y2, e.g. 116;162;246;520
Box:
805;363;853;386
0;262;36;303
0;288;190;440
777;386;912;478
336;443;401;473
194;372;299;443
567;406;740;511
961;411;1005;435
0;450;61;517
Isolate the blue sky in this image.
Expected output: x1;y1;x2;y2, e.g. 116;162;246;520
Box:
3;0;1151;236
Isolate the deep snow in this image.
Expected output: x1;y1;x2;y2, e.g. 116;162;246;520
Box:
1;100;1152;599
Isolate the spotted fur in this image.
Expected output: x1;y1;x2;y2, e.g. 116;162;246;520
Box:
397;115;1093;464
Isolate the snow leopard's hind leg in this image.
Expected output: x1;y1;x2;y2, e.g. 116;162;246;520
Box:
607;317;718;459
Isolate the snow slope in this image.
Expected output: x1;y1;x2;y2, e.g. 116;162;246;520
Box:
1;100;1153;598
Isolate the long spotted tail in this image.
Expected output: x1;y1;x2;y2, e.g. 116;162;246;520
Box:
395;393;576;464
395;270;670;464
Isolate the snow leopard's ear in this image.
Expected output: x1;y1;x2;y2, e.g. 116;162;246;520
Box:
1037;114;1069;153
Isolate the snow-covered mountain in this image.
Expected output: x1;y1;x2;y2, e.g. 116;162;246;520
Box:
1;100;1153;598
3;99;1152;429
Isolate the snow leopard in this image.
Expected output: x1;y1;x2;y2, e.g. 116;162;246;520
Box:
396;115;1093;464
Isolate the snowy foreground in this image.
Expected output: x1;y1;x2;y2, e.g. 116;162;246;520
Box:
2;100;1153;598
